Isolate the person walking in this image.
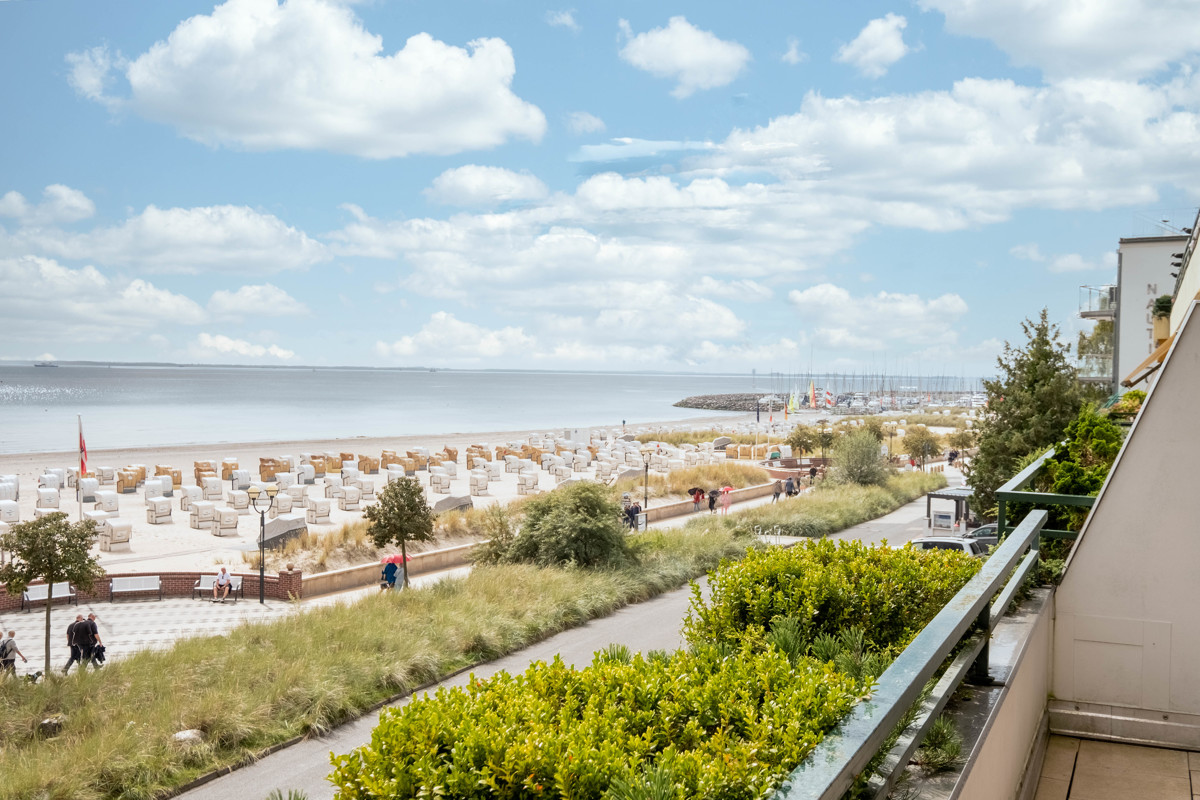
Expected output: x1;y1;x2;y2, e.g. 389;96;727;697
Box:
720;489;732;515
380;561;398;592
64;614;84;674
772;480;782;503
784;477;795;497
76;613;101;669
1;630;27;676
707;488;719;514
691;488;705;512
808;466;817;485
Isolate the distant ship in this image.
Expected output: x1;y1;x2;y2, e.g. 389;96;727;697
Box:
33;361;58;367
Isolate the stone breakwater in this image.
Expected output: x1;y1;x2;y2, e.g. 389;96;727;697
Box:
674;393;766;412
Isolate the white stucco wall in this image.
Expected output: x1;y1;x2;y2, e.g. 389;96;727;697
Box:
1116;236;1187;388
1054;301;1200;720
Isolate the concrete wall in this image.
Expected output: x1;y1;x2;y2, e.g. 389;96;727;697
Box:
1051;300;1200;748
301;542;475;596
1116;235;1186;388
642;481;776;522
957;590;1054;800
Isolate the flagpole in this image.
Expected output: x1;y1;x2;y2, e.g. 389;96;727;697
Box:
78;415;84;524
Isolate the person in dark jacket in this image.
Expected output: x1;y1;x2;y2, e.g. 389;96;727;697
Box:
63;614;84;674
707;489;719;514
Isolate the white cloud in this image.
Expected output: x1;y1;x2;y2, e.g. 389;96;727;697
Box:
782;37;807;65
835;13;912;78
545;10;580;32
618;16;751;98
571;137;716;163
424;165;548;206
65;46;124;107
788;283;967;349
68;0;546;158
376;312;534;360
5;204;328;273
208;283;309;316
0;255;205;343
566;111;606;135
1010;243;1045;261
919;0;1200;79
193;332;295;361
0;185;95;226
1049;251;1118;273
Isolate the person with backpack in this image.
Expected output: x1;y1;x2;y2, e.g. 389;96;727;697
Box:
75;614;101;669
1;630;27;675
64;614;85;674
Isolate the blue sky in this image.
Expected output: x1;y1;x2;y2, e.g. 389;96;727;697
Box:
2;0;1198;375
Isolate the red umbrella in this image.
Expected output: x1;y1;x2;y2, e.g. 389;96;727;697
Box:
720;485;733;493
381;554;409;564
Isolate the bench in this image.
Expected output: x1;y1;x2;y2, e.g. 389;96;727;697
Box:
110;575;163;602
21;581;77;611
193;574;244;602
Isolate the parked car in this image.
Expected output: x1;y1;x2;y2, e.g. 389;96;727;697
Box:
910;536;991;557
963;524;998;547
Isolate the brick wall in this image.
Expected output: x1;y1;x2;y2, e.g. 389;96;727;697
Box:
0;568;303;612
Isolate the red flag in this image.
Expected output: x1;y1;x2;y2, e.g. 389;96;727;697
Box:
79;417;87;476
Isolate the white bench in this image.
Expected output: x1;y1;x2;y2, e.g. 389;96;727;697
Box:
21;581;76;611
193;574;244;601
110;575;163;601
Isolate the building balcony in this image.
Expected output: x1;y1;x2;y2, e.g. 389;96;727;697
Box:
1077;353;1113;382
1079;284;1117;319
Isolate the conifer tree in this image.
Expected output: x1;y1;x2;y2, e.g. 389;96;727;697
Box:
968;309;1087;515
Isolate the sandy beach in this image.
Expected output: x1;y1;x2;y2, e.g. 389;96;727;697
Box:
0;412;763;575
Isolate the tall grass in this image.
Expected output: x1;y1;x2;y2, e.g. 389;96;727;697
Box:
612;462;770;500
634;430;760;447
0;529;749;800
690;471;946;539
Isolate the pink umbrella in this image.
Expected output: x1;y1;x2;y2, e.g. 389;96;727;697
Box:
381;554;409;564
720;485;733;493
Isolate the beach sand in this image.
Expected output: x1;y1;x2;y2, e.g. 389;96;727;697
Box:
0;413;758;575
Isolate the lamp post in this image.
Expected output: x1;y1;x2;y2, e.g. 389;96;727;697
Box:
641;450;652;511
246;484;279;604
885;422;897;459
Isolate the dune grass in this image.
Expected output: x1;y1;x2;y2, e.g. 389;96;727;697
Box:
611;462;771;501
634;429;760;447
0;528;750;800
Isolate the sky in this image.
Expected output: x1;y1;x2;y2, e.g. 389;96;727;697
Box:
1;0;1199;376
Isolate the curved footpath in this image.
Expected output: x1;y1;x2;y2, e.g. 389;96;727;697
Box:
177;466;962;800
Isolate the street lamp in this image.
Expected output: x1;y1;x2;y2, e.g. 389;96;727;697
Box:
246;484;279;604
641;450;652;511
885;421;897;459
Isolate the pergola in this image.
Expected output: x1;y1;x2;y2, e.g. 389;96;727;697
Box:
926;486;973;525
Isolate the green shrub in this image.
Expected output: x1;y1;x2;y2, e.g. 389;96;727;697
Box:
829;429;892;486
328;645;865;800
684;538;981;655
476;482;631;568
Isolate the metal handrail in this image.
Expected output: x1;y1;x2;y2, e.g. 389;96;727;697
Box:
774;509;1047;800
995;448;1094;539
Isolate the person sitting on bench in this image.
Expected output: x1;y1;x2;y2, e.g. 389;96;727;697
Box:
212;567;234;602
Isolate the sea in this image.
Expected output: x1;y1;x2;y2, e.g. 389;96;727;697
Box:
0;365;758;455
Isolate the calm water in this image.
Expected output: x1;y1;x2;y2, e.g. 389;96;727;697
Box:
0;366;755;454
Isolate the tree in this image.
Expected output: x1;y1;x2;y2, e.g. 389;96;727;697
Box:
968;308;1090;515
815;420;836;459
364;477;435;588
482;482;630;568
946;428;976;450
859;417;885;443
786;424;817;455
902;426;941;468
1075;319;1113;359
829;429;891;486
0;512;105;675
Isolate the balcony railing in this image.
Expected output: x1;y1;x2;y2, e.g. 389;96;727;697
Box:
995;447;1093;541
775;510;1048;799
1076;353;1113;380
1079;285;1117;318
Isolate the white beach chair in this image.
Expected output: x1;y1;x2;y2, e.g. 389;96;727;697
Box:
201;476;223;501
213;507;239;536
339;486;362;512
485;461;502;481
428;467;451;494
469;470;488;496
145;480;164;502
38;472;62;490
553;465;571;483
0;500;19;523
146;496;172;524
358;478;376;502
189;500;216;530
178;485;201;512
306;499;331;525
94;490;119;516
73;477;96;504
231;469;253;490
99;519;132;552
297;464;316;485
324;475;345;499
517;472;539;495
504;455;520;473
269;494;295;517
285;484;307;502
96;466;116;485
275;471;297;489
341;466;361;485
36;487;60;509
229;490;250;515
438;460;457;479
0;482;16;502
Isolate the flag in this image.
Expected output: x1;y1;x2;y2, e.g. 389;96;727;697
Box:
809;381;816;408
825;389;834;407
79;416;87;476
